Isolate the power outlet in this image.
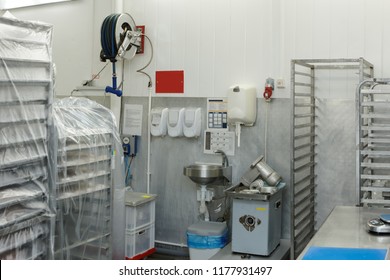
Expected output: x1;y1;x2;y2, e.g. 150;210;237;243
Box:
276;78;285;88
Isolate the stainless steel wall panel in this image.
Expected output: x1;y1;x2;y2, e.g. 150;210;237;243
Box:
123;97;291;250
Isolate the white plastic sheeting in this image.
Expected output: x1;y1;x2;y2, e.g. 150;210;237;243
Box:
0;13;126;259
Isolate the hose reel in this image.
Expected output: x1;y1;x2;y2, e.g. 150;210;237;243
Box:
100;13;141;96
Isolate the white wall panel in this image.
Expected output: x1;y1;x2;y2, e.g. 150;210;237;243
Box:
312;0;330;58
329;0;349;99
155;0;172;70
198;0;216;97
125;0;145;19
213;0;232;97
294;0;313;58
345;0;365;97
364;0;384;77
346;0;365;58
311;0;330;99
169;0;186;70
270;0;282;82
329;0;349;58
381;2;390;78
280;0;296;98
228;0;248;87
244;0;269;96
183;0;200;97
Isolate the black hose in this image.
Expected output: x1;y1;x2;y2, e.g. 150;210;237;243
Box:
100;14;120;62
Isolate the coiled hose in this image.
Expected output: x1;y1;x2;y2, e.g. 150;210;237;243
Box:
100;13;120;62
100;14;122;96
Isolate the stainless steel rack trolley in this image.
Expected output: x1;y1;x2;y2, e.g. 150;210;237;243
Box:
0;16;55;259
52;97;125;260
290;58;374;259
356;79;390;207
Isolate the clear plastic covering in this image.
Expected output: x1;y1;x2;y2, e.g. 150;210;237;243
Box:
0;14;54;259
0;13;125;260
52;97;125;259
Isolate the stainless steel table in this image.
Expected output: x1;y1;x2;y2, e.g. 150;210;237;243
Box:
298;206;390;259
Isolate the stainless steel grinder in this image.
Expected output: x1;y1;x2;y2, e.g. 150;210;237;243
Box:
226;156;284;256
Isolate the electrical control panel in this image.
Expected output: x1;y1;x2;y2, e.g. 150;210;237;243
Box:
203;130;235;156
207;98;228;130
122;136;138;157
122;137;131;155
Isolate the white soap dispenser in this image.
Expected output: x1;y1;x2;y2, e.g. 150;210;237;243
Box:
150;107;168;137
167;107;185;137
183;107;202;138
227;85;257;147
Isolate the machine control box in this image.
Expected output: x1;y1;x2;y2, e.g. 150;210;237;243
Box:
203;130;235;156
207;98;228;130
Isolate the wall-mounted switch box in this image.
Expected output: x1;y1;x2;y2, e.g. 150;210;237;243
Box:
276;78;285;88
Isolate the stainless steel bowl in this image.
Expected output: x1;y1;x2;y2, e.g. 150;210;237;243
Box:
183;164;224;185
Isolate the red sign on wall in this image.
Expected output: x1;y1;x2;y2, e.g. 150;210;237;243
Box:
155;70;184;94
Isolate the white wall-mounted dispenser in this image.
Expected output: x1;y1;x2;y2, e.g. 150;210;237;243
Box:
183;107;202;138
167;107;185;137
227;85;257;147
150;107;168;137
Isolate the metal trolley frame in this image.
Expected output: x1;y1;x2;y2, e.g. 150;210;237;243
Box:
290;58;374;259
0;16;55;260
356;78;390;207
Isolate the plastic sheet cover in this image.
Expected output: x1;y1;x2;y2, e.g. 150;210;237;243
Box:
0;14;54;259
52;97;125;259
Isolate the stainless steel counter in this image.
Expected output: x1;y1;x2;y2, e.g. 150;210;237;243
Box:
298;206;390;259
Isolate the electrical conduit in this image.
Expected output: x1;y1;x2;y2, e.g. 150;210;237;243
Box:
146;86;152;194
